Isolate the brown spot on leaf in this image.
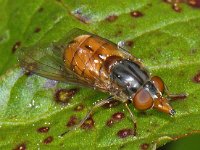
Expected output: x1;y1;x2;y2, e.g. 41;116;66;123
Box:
38;7;44;12
26;63;37;71
13;143;26;150
37;127;50;133
118;40;134;49
55;88;79;104
163;0;173;3
102;99;120;108
34;27;41;33
112;112;125;121
43;136;53;144
81;116;95;130
106;119;115;127
130;11;143;18
163;0;182;12
140;143;149;150
106;15;118;22
117;128;135;138
106;112;126;127
22;62;37;76
66;115;78;127
188;0;200;8
12;41;21;53
72;9;90;24
23;70;34;76
125;40;134;47
163;0;200;11
192;72;200;83
74;103;84;111
172;3;182;12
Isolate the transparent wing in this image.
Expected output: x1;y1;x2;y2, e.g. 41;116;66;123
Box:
18;28;142;90
17;33;95;88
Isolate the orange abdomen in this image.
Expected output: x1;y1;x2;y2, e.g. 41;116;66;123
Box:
63;35;127;83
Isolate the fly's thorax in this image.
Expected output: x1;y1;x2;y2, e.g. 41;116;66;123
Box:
131;76;175;115
110;59;150;97
104;55;123;73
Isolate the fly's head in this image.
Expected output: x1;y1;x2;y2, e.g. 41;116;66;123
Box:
132;76;175;116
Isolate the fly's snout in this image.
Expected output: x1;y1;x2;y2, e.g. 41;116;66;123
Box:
153;96;175;116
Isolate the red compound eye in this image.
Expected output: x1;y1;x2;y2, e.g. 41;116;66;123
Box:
151;76;165;93
133;88;153;110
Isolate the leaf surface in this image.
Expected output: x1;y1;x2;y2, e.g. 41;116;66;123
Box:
0;0;200;149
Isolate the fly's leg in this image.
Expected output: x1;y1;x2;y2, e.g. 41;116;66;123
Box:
164;84;188;101
124;102;137;136
60;96;114;137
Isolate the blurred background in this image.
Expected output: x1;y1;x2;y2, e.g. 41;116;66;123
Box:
159;134;200;150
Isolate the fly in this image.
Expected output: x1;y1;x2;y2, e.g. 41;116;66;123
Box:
18;28;186;136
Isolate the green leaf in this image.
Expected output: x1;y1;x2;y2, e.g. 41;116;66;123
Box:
0;0;200;149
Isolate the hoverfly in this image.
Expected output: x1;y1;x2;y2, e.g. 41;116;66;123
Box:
18;28;185;136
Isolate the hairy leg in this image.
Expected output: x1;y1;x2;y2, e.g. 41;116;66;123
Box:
60;96;114;137
124;102;137;136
